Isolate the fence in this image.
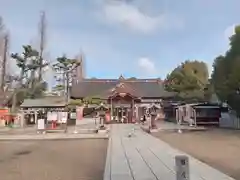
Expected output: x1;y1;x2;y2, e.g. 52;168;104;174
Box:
219;111;240;129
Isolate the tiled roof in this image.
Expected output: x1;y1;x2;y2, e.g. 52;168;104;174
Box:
20;96;67;108
70;78;175;99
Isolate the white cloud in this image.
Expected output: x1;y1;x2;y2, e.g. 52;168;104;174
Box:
138;57;157;75
100;2;183;34
224;24;236;40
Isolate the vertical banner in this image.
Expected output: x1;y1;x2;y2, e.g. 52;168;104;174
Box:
76;106;84;121
61;112;68;124
105;111;110;123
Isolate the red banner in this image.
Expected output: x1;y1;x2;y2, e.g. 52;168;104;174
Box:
105;112;110;123
76;106;84;120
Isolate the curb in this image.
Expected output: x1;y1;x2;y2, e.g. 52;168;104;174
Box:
0;134;109;141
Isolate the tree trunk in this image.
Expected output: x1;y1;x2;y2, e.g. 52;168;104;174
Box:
38;12;46;82
0;34;8;91
11;69;24;113
29;59;35;90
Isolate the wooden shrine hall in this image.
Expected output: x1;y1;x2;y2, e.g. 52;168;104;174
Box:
70;76;176;123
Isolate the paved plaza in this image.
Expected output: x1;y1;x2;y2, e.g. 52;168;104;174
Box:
0;139;108;180
104;124;235;180
0;122;237;180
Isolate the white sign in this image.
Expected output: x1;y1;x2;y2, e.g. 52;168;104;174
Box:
47;112;58;121
37;119;45;130
141;99;162;103
70;112;76;119
61;112;68;123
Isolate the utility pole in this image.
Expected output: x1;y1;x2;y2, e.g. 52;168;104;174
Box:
0;33;8;91
38;11;46;82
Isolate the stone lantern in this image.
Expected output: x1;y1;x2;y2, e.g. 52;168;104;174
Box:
148;103;160;129
95;103;108;129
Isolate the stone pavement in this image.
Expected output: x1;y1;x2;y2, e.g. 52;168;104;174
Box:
104;124;235;180
155;121;206;131
141;120;206;132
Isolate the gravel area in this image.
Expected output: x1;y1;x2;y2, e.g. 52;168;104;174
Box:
153;128;240;180
0;139;108;180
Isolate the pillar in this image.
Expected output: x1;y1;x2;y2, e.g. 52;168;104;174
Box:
20;112;25;128
132;99;134;123
34;111;37;125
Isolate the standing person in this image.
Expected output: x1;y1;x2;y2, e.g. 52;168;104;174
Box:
141;114;146;124
143;114;147;123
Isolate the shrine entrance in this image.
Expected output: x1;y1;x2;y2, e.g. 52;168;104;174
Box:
108;92;140;123
112;105;131;123
99;82;141;124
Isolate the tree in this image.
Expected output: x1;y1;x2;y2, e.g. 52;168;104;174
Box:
0;17;9;91
165;60;209;101
53;55;81;103
10;45;47;112
82;96;102;105
10;46;32;112
203;81;214;102
37;11;47;82
212;25;240;115
0;33;9;91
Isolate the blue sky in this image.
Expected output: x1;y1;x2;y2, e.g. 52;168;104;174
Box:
0;0;239;86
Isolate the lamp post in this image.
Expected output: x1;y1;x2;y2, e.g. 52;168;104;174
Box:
148;103;159;130
96;103;108;130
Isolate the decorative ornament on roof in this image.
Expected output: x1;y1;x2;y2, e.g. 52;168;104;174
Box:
119;74;125;80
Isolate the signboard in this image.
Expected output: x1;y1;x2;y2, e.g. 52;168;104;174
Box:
175;155;190;180
47;112;58;121
57;112;68;123
141;99;162;103
37;119;45;130
70;112;76;119
61;112;68;123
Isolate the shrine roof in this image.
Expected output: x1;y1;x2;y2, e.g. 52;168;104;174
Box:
20;96;67;108
70;78;175;99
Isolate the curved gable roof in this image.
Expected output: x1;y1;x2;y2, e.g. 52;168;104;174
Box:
70;78;175;99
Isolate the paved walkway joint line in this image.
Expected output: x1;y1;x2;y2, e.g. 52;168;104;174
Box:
104;124;235;180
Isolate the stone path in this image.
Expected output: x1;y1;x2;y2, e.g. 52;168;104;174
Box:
104;124;235;180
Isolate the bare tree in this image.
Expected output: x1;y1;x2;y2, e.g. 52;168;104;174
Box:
72;52;85;85
0;17;9;91
37;11;47;82
0;17;5;50
0;33;9;91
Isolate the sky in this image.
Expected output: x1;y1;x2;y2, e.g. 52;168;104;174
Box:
0;0;239;87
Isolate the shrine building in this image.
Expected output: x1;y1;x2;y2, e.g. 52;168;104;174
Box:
70;76;176;123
